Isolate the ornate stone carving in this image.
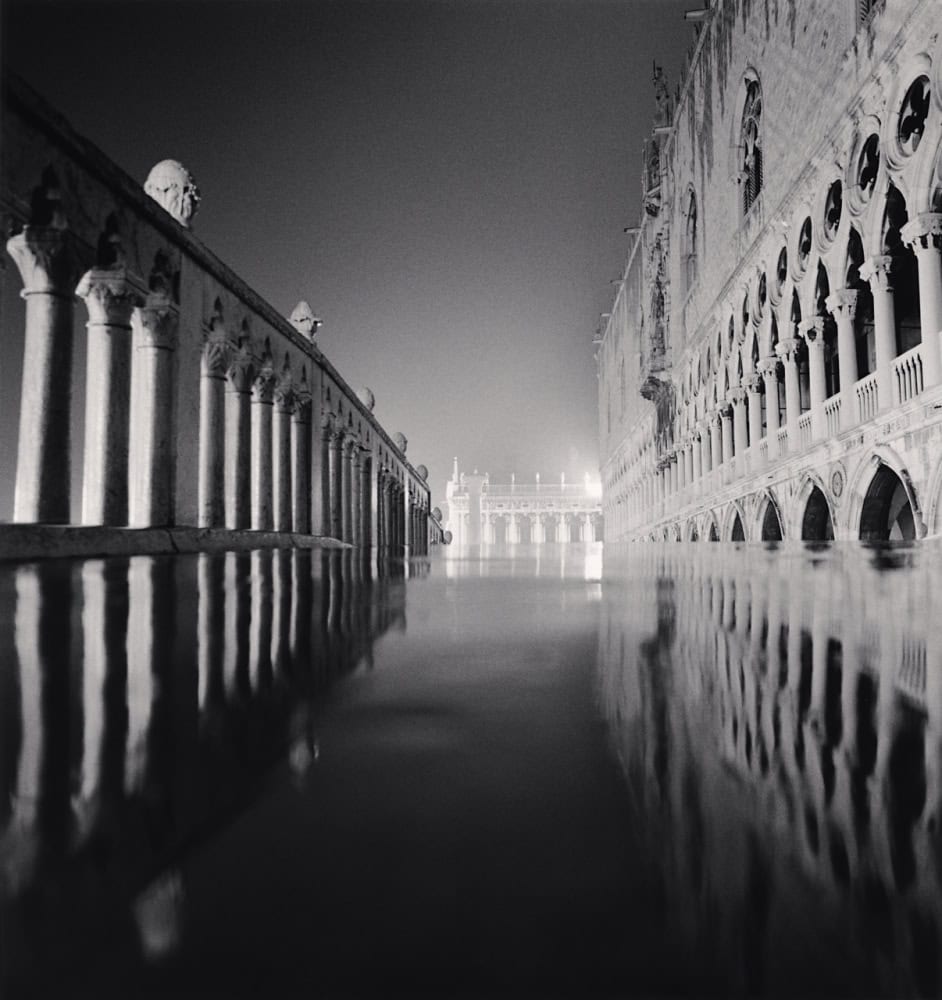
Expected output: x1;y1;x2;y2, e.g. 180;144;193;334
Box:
144;160;200;227
718;402;733;421
133;295;178;350
799;317;826;345
860;254;894;292
830;464;845;500
252;368;277;404
6;226;77;296
76;267;144;327
226;347;255;393
775;337;801;363
357;386;376;412
289;300;321;339
825;288;858;320
743;373;763;394
757;357;780;378
901;212;942;253
201;337;229;379
727;387;746;406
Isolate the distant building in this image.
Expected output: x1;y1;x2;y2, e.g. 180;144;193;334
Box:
598;0;942;542
443;459;602;544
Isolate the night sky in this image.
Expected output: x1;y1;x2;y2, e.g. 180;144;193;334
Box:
3;0;695;511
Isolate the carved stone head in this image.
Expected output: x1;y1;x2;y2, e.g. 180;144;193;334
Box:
144;160;200;228
357;386;375;412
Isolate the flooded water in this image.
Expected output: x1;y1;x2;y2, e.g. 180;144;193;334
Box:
1;542;940;997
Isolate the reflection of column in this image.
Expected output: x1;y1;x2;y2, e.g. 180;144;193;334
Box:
901;213;942;388
859;254;896;411
251;369;276;531
759;359;780;459
272;549;292;674
197;554;225;711
249;550;273;691
359;459;372;547
7;227;77;523
826;289;859;430
801;319;827;441
273;378;294;532
77;269;142;525
291;391;312;533
223;552;251;699
776;337;801;438
129;297;177;526
225;349;253;529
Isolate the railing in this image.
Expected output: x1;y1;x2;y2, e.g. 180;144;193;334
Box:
797;412;812;449
897;636;927;708
893;344;924;406
824;396;842;437
776;426;788;454
855;372;879;423
758;438;768;465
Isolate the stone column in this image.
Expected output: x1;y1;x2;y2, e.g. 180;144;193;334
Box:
901;212;942;388
359;457;372;547
76;268;142;525
729;388;748;457
199;337;228;527
719;403;733;465
801;318;828;441
350;447;363;546
340;438;354;543
273;378;294;532
744;373;763;451
328;432;343;540
709;412;722;470
758;359;780;459
251;368;276;531
685;441;694;486
776;337;801;438
7;227;77;523
859;254;896;411
129;296;177;526
826;288;859;431
290;391;312;533
224;349;253;529
691;432;702;487
677;442;687;490
699;427;711;476
317;420;332;536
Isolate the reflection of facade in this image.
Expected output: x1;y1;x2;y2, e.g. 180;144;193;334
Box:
598;1;942;543
598;546;942;996
443;460;603;545
0;77;437;554
0;550;411;992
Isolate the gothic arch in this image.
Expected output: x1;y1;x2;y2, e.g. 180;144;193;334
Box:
754;490;785;541
847;448;925;541
724;500;747;541
706;512;720;542
686;519;699;542
795;474;835;541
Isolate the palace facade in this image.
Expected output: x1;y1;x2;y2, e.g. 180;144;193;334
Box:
0;76;437;557
443;460;603;545
598;0;942;542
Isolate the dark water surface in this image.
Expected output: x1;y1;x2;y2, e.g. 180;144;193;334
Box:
1;543;940;997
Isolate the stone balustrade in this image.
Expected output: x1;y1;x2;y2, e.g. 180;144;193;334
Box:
0;75;436;555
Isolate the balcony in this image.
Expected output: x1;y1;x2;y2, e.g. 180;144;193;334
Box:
855;372;879;423
893;344;924;406
824;396;842;437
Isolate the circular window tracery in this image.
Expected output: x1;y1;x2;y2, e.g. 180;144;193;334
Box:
772;247;788;302
823;181;842;243
898;75;930;156
857;135;879;203
797;218;812;275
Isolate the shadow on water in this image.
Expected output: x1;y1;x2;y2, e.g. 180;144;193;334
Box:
0;549;412;996
598;542;942;998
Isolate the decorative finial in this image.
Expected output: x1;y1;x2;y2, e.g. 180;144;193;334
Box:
357;386;376;412
393;432;407;454
144;160;200;227
290;300;322;339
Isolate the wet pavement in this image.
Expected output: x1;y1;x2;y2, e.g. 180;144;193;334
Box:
1;543;941;997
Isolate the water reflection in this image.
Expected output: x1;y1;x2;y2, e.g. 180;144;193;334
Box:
0;549;411;994
599;543;942;997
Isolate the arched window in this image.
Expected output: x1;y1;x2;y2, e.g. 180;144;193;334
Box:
684;191;698;293
741;78;763;214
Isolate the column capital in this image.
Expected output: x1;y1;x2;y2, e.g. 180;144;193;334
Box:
775;336;801;363
860;254;894;292
743;372;763;393
274;377;295;413
798;317;827;345
76;266;144;327
201;336;229;379
825;287;858;321
133;295;178;350
757;356;780;377
291;388;313;421
727;387;747;406
7;226;78;297
718;402;733;421
901;212;942;252
252;367;277;404
227;348;255;392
